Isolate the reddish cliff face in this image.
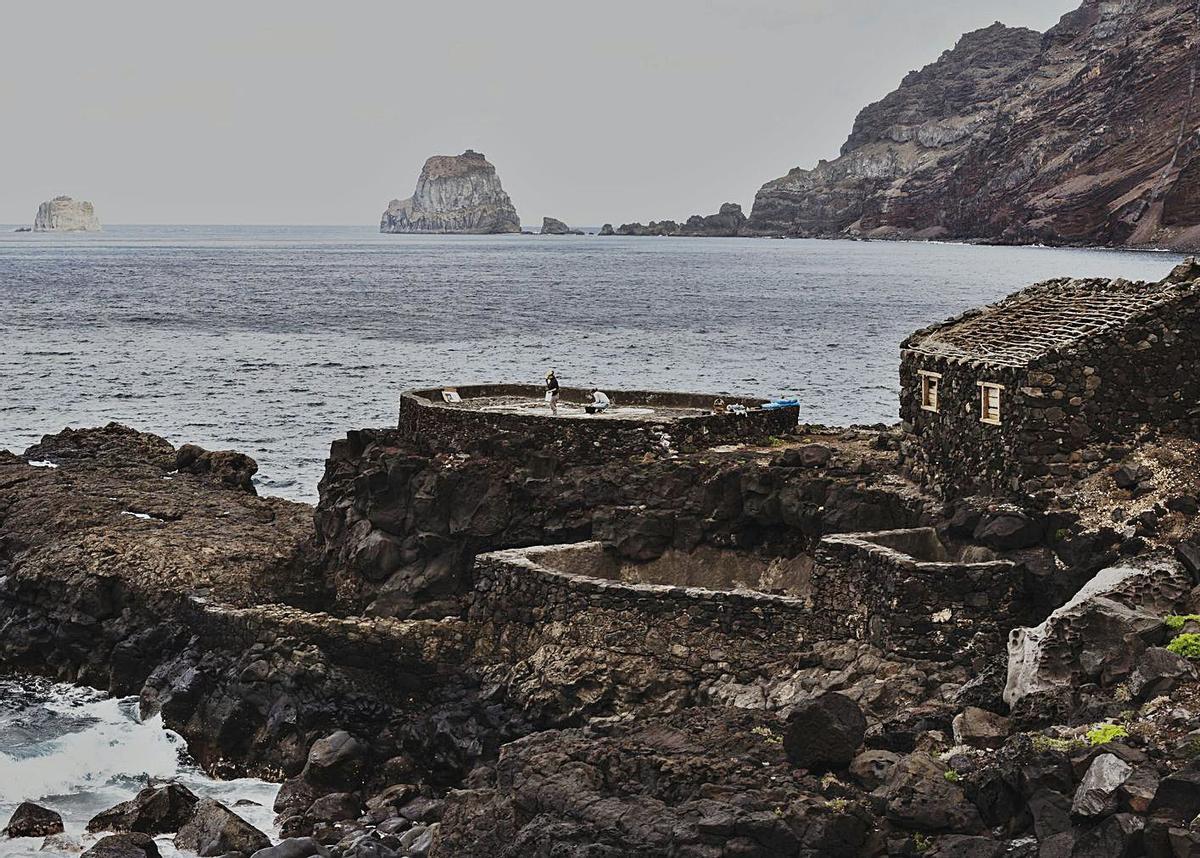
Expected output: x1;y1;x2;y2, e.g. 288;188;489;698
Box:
748;0;1200;250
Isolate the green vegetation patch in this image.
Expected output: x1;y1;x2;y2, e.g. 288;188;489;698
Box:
1165;615;1200;632
1031;734;1084;753
1168;633;1200;659
1085;723;1129;746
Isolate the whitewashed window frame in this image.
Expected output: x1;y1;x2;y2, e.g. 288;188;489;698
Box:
978;382;1004;425
918;370;941;413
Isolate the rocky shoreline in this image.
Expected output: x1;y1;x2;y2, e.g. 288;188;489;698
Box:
7;388;1200;858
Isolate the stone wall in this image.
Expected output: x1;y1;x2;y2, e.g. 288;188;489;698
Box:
465;531;1021;724
467;543;850;722
313;427;928;618
812;528;1023;662
399;385;797;461
901;284;1200;497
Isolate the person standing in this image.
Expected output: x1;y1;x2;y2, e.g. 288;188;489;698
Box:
545;370;560;415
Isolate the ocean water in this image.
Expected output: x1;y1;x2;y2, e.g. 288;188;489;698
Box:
0;677;278;858
0;225;1184;502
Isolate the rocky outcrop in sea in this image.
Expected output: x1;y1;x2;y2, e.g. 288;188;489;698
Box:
613;203;747;237
33;196;101;232
539;217;581;235
747;0;1200;250
379;151;520;234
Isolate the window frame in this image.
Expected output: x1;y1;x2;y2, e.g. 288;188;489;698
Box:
978;382;1004;425
918;370;941;413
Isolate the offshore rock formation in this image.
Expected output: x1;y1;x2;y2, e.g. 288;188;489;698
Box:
33;196;100;232
539;216;581;235
679;202;747;236
748;0;1200;250
380;151;520;234
615;219;679;236
615;203;747;237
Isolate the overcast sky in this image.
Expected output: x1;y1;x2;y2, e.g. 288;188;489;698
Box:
0;1;1075;226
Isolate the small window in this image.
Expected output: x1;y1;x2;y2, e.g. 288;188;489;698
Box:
979;382;1003;425
918;371;941;412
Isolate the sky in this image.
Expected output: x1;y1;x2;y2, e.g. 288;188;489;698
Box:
0;1;1077;227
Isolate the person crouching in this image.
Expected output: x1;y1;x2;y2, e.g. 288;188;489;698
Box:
585;388;610;415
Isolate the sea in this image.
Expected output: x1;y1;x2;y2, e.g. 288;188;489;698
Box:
0;225;1186;854
0;677;278;857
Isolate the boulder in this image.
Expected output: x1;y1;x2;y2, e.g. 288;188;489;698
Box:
303;730;364;788
951;707;1010;750
397;797;444;824
250;837;330;858
1070;812;1145;857
86;783;199;834
175;444;259;494
972;509;1043;550
1005;559;1190;708
1149;763;1200;821
1028;789;1072;841
80;833;160;858
598;224;615;236
174;799;271;857
305;792;361;824
402;823;436;857
1072;753;1134;817
4;802;64;838
1126;647;1197;702
849;749;901;790
1178;541;1200;583
882;753;982;832
783;692;866;771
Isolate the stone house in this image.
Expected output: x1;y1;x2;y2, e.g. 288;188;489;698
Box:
899;263;1200;497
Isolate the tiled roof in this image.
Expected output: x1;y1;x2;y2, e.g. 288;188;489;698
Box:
904;277;1189;368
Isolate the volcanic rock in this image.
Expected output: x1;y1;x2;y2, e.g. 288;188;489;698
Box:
33;196;100;231
175;443;259;494
616;220;679;236
1073;754;1134;817
174;799;271;857
1004;559;1191;708
678;202;747;237
3;802;64;838
882;753;983;832
81;833;160;858
746;2;1200;251
539;217;581;235
303;730;365;788
951;707;1010;750
250;838;330;858
380;151;520;234
86;783;199;834
782;692;866;771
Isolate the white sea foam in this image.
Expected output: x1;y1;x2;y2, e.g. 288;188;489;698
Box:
0;679;278;858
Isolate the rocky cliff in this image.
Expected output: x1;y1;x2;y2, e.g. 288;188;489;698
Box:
33;196;101;232
748;0;1200;250
380;150;520;234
